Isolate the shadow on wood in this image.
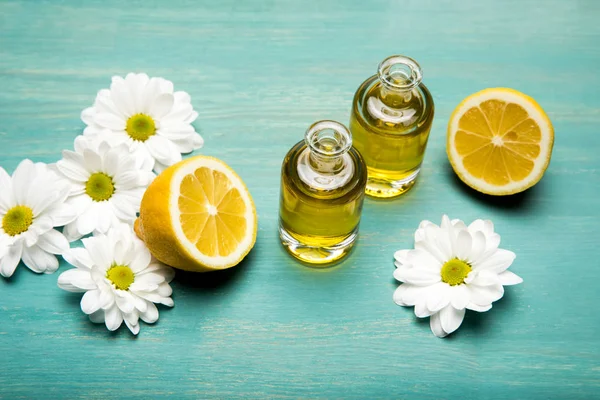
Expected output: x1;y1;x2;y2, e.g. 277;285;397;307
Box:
173;249;254;291
445;161;541;211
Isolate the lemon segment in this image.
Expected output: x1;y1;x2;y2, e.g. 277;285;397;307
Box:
135;155;257;272
447;88;554;195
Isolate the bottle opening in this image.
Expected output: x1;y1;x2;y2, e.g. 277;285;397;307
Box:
378;55;422;91
305;120;352;158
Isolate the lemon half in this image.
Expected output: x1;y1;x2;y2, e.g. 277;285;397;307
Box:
135;155;257;272
447;88;554;195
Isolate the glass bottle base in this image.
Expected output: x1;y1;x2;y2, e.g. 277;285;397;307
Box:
279;226;357;266
365;169;419;198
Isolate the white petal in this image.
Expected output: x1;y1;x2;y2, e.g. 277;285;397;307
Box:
130;294;148;313
95;202;112;233
468;269;501;286
498;270;523;285
429;312;447;338
145;135;182;166
143;263;175;282
82;236;113;270
115;292;135;314
124;314;140;335
140;302;159;324
89;309;105;324
129;245;151;273
134;290;172;306
0;167;14;212
82;149;103;173
125;73;147;111
63;247;94;270
466;302;492;312
475;249;516;273
468;231;486;264
57;151;88;181
449;284;470;310
454;230;472;261
141;77;162;112
0;242;23;278
157;282;173;297
47;203;78;227
81;289;102;314
407;249;441;272
425;283;450;313
485;233;501;252
95;112;126;131
104;305;124;331
57;269;96;292
76;204;99;236
394;266;440;286
67;193;94;215
393;284;425;306
149;93;174;119
12;159;36;204
36;229;69;255
63;221;84;242
129;272;162;291
81;106;96;125
435;229;453;260
393;249;409;264
109;195;136;222
468;284;504;306
439;306;465;335
110;76;136;116
414;227;448;264
21;245;59;274
157;77;174;94
114;171;144;190
414;301;434;318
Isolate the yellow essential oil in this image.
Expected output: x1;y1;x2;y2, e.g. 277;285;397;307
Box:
349;55;434;198
279;120;367;265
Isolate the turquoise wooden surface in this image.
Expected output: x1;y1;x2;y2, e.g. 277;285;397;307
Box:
1;0;599;398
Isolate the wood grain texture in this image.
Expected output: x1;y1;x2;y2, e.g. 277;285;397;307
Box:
1;0;599;398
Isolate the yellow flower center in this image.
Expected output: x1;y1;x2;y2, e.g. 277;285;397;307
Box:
2;205;34;236
85;172;115;202
441;258;472;286
106;264;135;291
126;113;156;142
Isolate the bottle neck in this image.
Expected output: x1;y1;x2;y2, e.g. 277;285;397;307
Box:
377;55;422;106
297;121;354;190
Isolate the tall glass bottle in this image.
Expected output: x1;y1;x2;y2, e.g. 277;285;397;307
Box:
279;120;367;265
349;55;434;198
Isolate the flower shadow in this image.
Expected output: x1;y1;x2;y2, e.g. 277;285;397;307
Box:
59;292;138;339
455;290;515;338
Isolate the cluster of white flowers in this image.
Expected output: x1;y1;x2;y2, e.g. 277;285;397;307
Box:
0;73;203;334
393;215;522;338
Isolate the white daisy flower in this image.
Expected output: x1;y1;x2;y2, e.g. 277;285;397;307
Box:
0;159;75;278
393;215;523;338
56;135;155;242
57;224;175;335
81;72;204;172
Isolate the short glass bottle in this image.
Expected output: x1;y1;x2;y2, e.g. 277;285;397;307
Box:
349;55;435;198
279;120;367;265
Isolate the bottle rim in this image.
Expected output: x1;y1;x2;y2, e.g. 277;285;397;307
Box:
377;55;423;91
304;120;352;158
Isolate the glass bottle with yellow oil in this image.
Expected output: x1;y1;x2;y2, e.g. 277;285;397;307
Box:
349;55;434;198
279;120;367;265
